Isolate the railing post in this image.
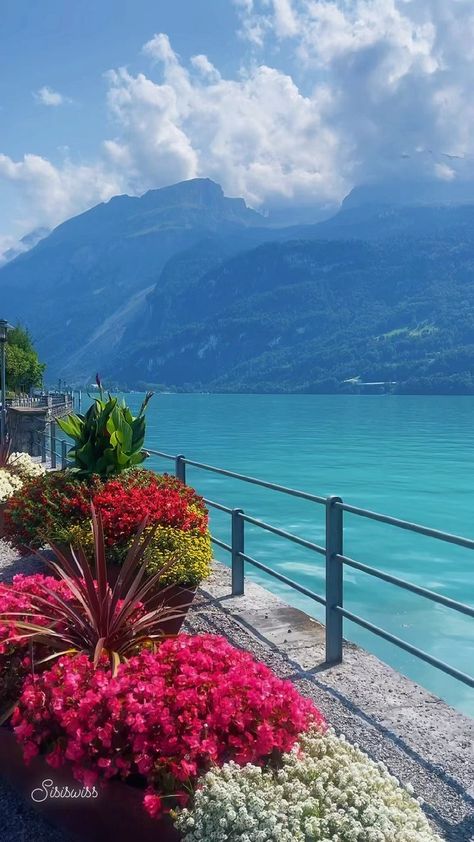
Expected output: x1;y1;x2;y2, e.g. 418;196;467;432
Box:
40;431;46;463
50;420;57;469
61;439;68;470
175;454;186;484
231;508;245;596
325;495;343;664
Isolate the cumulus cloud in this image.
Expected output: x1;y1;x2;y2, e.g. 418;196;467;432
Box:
234;0;474;184
34;86;70;106
104;34;345;206
3;2;474;258
0;152;123;241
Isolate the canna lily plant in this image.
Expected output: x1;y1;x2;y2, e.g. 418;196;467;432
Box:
57;375;154;478
0;506;187;677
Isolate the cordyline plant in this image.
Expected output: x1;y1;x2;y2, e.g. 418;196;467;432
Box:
57;374;153;478
0;506;186;677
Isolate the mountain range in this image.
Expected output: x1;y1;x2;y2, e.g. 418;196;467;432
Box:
2;176;474;394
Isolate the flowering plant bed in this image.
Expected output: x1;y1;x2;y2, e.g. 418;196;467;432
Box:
3;469;212;593
12;634;322;816
176;728;442;841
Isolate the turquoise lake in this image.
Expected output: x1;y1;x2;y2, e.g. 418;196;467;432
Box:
77;393;474;716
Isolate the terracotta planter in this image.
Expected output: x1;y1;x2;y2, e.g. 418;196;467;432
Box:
0;726;181;842
152;583;197;636
106;570;197;636
51;549;197;637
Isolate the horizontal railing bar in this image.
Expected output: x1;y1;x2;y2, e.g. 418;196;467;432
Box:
211;537;232;553
242;513;326;555
183;458;327;504
338;554;474;618
338;502;474;550
203;498;233;514
335;606;474;688
239;551;326;606
146;448;175;461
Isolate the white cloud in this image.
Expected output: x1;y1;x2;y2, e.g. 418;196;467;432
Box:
0;152;123;247
3;3;474;259
234;0;474;183
34;86;70;107
103;34;346;207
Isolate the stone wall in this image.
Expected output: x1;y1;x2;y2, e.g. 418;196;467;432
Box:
7;408;48;456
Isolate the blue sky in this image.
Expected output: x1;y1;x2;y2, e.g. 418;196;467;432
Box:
1;0;473;258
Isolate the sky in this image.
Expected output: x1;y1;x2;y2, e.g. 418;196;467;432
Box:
1;0;474;259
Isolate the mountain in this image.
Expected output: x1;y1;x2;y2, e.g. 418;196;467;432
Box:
0;179;280;380
112;231;474;394
3;176;474;393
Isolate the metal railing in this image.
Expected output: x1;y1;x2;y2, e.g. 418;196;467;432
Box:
9;393;73;409
147;448;474;690
37;422;69;470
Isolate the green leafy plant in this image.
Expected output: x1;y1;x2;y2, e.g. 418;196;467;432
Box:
57;376;153;477
0;506;184;674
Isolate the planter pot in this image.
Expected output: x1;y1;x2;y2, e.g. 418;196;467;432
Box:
107;572;197;636
152;583;197;636
0;726;181;842
51;549;197;637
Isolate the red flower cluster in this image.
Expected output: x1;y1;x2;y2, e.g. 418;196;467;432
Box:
13;634;324;816
3;469;208;551
91;474;208;546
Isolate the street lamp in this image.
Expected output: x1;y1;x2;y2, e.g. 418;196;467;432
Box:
0;319;10;445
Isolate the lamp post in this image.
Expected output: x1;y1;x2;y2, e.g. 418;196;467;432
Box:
0;319;8;445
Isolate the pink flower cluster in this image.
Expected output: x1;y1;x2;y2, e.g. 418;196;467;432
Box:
0;574;73;655
13;634;325;816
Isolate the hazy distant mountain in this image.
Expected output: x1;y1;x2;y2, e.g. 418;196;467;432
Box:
3;176;474;393
0;227;49;265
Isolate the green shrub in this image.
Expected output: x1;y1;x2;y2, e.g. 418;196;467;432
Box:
57;380;153;478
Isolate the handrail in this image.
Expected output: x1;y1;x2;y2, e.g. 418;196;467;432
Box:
32;436;474;691
337;501;474;550
147;444;474;691
146;449;327;503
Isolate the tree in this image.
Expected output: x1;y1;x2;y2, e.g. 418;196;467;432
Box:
3;326;45;394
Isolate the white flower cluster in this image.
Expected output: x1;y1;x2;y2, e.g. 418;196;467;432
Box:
175;728;441;842
0;468;23;503
8;452;45;479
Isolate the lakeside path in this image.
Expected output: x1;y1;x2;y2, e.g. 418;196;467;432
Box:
1;543;473;842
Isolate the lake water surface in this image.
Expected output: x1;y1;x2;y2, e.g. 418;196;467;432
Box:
81;393;474;716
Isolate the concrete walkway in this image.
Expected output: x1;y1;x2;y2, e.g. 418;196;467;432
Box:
0;550;473;841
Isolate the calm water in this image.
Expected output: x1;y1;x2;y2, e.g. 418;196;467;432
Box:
80;393;474;716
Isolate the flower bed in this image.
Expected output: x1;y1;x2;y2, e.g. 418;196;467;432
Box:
3;469;212;587
176;728;442;841
0;568;441;840
12;634;322;816
0;450;45;537
0;574;76;717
